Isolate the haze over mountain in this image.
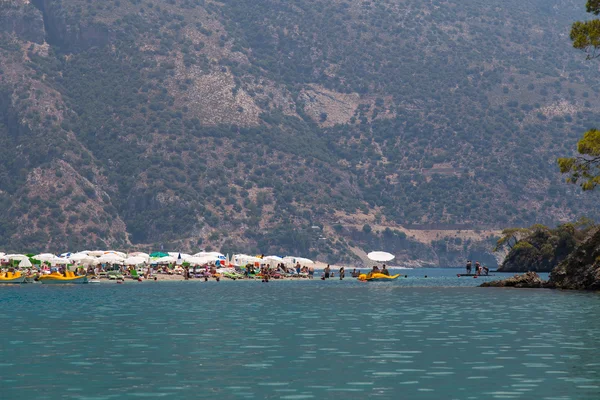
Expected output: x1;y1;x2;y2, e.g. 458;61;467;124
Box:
1;0;599;266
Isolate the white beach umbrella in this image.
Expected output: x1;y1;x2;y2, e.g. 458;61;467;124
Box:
124;256;146;266
168;252;192;259
195;256;215;265
33;253;56;261
75;256;97;266
128;252;150;261
294;257;315;265
97;253;124;264
153;256;177;264
367;251;395;263
51;258;71;265
105;250;127;258
69;253;90;262
185;257;205;266
88;250;105;257
263;255;284;267
264;255;284;262
19;258;32;268
6;254;28;261
194;251;225;258
233;254;263;266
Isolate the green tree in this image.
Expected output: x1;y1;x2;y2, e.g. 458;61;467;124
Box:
558;129;600;190
560;3;600;189
494;227;531;252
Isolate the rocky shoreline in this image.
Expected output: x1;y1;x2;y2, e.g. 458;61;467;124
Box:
480;271;552;289
482;227;600;291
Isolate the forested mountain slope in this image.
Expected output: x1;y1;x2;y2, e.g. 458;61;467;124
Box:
0;0;598;265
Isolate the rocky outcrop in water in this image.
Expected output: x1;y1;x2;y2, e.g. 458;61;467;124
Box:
550;228;600;291
480;271;550;288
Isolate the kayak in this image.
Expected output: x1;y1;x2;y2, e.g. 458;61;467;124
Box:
38;272;88;284
358;273;400;282
0;271;26;284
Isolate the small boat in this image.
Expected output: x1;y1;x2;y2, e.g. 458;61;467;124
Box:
358;273;400;282
38;271;88;284
0;271;26;284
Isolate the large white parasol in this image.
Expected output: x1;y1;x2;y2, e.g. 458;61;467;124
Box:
19;258;33;268
33;253;56;261
286;257;315;265
367;251;395;263
124;256;147;266
69;253;91;262
97;253;125;264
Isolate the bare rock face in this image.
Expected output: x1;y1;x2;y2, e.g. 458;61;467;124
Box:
480;271;549;288
31;0;111;52
0;1;46;44
300;85;360;127
550;228;600;291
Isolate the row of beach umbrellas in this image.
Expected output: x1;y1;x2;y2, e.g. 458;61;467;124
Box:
1;250;394;267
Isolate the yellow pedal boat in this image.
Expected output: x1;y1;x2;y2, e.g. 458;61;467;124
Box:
38;271;88;284
0;271;26;284
358;273;400;282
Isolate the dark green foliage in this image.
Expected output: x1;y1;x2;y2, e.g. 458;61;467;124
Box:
499;221;596;272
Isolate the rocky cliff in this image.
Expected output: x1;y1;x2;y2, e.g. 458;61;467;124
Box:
550;228;600;290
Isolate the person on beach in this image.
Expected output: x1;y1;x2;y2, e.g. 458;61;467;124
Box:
381;264;390;276
475;261;481;276
351;268;358;277
466;260;472;275
308;266;314;279
339;266;345;280
324;264;331;279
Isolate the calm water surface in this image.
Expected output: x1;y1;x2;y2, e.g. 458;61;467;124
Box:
1;268;599;399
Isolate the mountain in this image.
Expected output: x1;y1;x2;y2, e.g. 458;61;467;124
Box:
0;0;599;265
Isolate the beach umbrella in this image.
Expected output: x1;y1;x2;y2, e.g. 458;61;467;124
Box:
76;256;97;266
168;252;192;260
129;252;150;261
233;254;263;266
124;256;146;266
6;254;28;261
51;258;70;265
105;250;126;258
294;257;315;265
367;251;395;262
263;255;284;267
97;253;125;264
33;253;56;261
68;253;90;261
150;251;168;258
194;251;225;258
19;258;32;268
153;256;177;264
264;255;284;262
88;250;106;257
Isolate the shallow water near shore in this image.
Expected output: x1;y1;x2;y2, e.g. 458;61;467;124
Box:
1;268;599;399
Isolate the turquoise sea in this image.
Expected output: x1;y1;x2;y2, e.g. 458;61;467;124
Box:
1;268;599;399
